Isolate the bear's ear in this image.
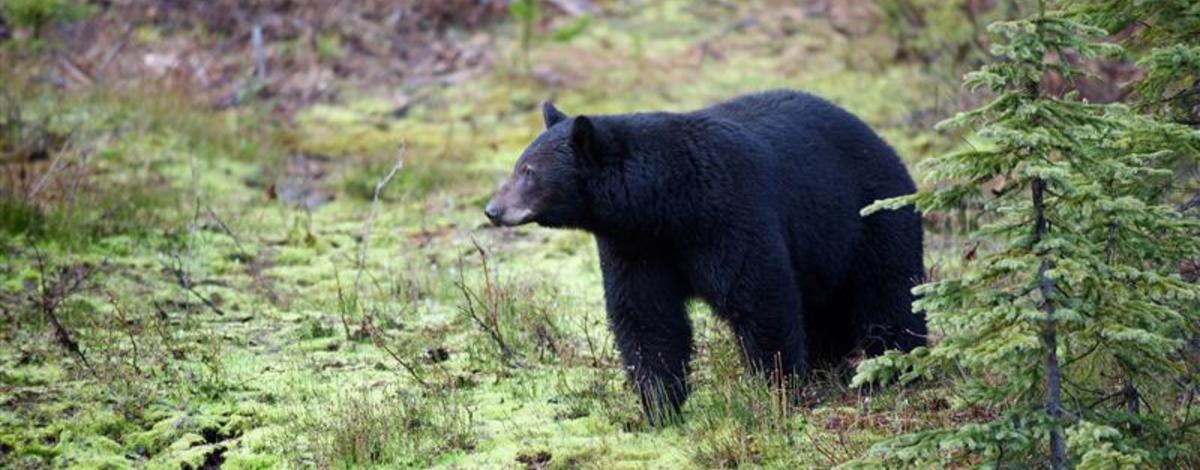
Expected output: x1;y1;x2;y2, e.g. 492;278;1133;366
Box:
542;101;568;128
570;115;602;164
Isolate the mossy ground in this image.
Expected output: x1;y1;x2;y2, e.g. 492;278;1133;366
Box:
1;2;972;468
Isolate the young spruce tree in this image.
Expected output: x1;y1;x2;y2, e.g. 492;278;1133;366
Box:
1074;0;1200;126
849;2;1200;468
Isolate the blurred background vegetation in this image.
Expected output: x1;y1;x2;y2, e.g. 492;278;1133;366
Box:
0;0;1195;468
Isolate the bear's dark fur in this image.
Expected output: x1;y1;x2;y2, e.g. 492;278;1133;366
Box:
485;90;926;421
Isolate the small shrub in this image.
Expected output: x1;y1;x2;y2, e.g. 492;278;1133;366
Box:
455;243;573;367
0;198;47;238
509;0;541;69
315;34;345;60
1;0;91;35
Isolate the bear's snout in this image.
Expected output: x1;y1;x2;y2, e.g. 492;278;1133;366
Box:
483;193;534;226
484;202;503;225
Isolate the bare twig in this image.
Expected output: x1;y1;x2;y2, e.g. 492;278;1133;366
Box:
252;24;268;83
56;54;95;87
96;25;135;76
158;253;226;316
332;263;355;340
205;205;249;258
27;136;76;200
362;320;430;389
579;308;611;368
801;420;845;467
354;145;406;295
107;292;143;375
30;245;97;375
455;239;515;363
343;145;427;383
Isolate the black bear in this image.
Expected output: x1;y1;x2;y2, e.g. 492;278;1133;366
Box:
485;90;925;421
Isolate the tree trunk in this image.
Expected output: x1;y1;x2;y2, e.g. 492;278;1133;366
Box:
1032;177;1066;469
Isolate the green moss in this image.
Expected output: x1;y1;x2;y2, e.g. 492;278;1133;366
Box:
125;412;188;457
221;452;278;470
0;364;64;387
0;1;976;468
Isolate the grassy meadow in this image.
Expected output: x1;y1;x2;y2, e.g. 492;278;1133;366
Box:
1;2;988;468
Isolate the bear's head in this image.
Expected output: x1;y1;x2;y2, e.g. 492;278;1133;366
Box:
485;102;607;228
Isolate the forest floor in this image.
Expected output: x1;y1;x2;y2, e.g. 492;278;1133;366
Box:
1;2;981;468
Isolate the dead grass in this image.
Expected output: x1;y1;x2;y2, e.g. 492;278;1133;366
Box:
301;385;476;468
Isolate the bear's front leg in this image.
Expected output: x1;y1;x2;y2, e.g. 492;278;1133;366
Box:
597;238;693;425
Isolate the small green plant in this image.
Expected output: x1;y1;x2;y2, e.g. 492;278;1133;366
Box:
552;16;591;43
315;33;345;61
507;1;591;71
1;0;91;36
0;199;47;238
509;0;541;69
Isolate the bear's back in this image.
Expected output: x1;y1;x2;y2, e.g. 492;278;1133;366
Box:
699;90;835;130
696;90;915;204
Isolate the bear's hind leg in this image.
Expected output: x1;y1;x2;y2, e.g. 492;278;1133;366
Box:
718;254;809;385
848;213;926;356
848;276;925;356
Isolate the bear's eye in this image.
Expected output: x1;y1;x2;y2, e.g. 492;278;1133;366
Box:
521;165;535;177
